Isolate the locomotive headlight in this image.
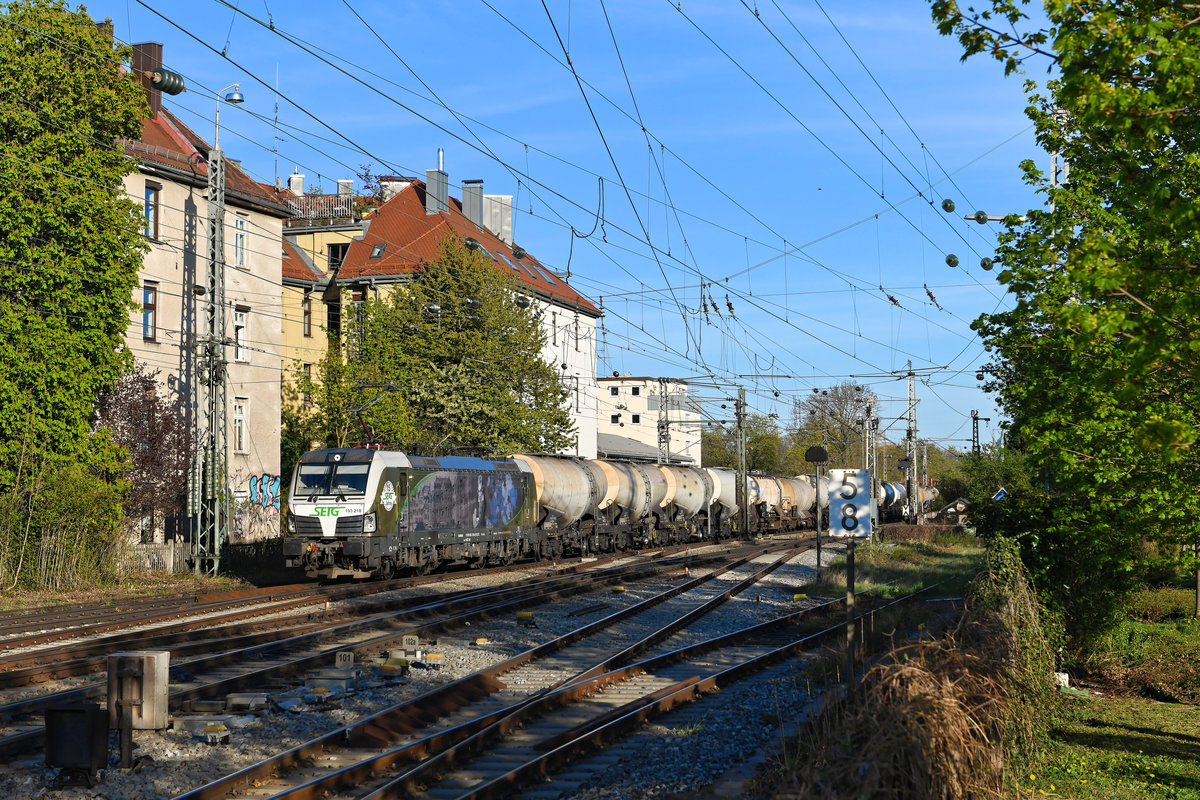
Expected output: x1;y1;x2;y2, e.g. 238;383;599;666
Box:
363;512;377;533
287;515;296;533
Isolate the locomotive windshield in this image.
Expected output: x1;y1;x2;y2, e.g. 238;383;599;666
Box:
294;463;370;497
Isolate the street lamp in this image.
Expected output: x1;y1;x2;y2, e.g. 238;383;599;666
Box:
213;83;243;149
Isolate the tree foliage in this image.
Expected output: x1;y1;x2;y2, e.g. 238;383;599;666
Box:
95;364;192;527
789;382;876;468
931;0;1200;644
0;0;147;482
297;238;575;456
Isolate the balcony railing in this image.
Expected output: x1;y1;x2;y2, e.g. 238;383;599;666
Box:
285;194;360;224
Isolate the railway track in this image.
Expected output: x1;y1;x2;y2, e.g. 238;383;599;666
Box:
164;543;837;800
0;540;782;765
0;542;718;678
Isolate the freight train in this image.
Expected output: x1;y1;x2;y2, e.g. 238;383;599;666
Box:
282;448;933;580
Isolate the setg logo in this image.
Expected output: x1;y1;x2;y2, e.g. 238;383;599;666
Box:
311;507;342;518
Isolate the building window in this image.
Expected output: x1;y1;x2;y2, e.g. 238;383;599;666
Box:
302;293;312;337
369;242;385;260
142;283;157;341
631;386;641;397
610;414;620;425
144;182;161;240
631;414;641;424
551;311;557;345
234;214;248;268
232;398;248;453
234;307;249;362
574;314;579;351
329;242;350;270
609;386;619;397
302;363;312;405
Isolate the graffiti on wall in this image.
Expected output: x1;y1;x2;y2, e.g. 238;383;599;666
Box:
249;474;281;510
231;473;281;543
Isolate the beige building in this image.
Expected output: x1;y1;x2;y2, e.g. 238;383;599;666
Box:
121;43;288;542
596;376;703;465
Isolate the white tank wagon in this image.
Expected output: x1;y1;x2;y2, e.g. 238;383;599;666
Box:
789;477;816;520
755;476;783;516
800;474;831;511
510;454;600;529
656;465;713;520
595;460;650;522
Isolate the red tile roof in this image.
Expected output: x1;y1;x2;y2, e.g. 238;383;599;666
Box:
336;181;600;316
282;237;324;283
121;109;288;218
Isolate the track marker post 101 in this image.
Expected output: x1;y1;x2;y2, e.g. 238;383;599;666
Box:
828;468;872;685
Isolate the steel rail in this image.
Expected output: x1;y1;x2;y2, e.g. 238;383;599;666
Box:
377;580;940;800
169;543;807;800
0;544;754;760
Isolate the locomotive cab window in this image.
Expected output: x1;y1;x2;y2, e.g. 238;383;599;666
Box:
331;463;370;494
295;462;370;496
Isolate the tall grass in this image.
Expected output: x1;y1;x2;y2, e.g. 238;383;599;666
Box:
761;537;1056;798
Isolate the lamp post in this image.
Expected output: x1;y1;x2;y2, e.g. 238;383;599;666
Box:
213;83;243;148
192;83;244;576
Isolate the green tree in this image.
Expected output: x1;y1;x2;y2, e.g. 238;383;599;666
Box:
0;0;146;481
701;429;735;468
298;238;574;456
930;0;1200;643
702;415;787;472
790;382;875;469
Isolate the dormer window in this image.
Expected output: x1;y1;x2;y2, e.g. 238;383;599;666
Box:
370;242;386;259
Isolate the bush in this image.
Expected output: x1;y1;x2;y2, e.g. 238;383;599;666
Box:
0;438;127;592
0;462;125;591
1127;587;1194;622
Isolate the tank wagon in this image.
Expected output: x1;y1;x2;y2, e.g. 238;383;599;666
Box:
874;480;940;521
283;448;824;580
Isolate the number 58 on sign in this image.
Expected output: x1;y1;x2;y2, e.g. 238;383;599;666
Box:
828;469;871;539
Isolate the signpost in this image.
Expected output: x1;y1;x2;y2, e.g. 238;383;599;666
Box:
804;446;828;573
827;468;871;685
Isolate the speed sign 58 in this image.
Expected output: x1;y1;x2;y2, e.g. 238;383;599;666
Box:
828;469;871;539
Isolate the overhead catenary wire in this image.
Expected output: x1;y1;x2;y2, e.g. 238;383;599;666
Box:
10;5;1005;427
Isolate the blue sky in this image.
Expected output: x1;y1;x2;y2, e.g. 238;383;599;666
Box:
95;0;1048;449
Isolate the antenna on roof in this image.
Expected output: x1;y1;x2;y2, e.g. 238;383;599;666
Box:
272;63;280;184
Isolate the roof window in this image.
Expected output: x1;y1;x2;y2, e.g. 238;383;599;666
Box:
370;242;386;259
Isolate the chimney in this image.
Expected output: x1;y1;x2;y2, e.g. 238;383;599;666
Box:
379;176;412;201
483;195;514;246
425;155;448;216
337;179;353;196
462;180;484;230
131;42;164;118
288;170;305;197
